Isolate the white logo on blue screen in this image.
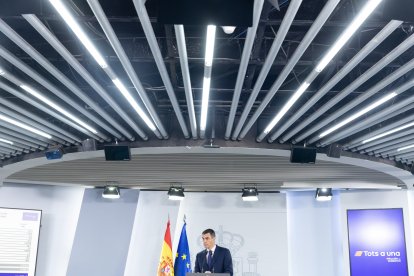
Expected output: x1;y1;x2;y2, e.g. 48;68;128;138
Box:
354;250;402;263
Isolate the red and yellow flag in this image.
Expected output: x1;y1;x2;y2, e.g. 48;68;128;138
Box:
157;220;174;276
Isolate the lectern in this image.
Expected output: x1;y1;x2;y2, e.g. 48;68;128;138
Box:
186;274;230;276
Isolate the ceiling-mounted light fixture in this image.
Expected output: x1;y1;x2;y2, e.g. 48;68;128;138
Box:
20;84;98;134
102;185;120;199
242;187;259;201
200;25;216;136
397;144;414;152
222;26;236;34
49;0;108;68
362;121;414;144
0;138;13;145
0;113;52;139
319;92;398;138
315;0;382;73
315;188;332;201
168;186;185;201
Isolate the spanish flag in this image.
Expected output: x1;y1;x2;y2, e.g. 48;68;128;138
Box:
157;220;174;276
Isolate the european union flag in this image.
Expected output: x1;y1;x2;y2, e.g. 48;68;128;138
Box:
174;223;192;276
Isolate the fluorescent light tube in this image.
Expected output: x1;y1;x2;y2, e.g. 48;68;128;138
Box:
0;114;52;139
0;138;13;145
200;77;211;131
315;0;382;72
398;144;414;152
205;25;216;67
112;78;156;131
49;0;108;69
20;84;98;134
264;82;310;134
319;92;397;138
363;121;414;144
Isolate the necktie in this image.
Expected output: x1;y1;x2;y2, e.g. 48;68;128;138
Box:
207;250;212;268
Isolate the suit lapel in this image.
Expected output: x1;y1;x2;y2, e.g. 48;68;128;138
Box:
211;246;220;268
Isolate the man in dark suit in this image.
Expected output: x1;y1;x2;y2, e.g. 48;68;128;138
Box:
194;228;233;275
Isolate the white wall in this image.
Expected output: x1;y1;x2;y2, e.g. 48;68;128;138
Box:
125;192;289;276
287;191;343;276
179;192;288;276
124;191;181;276
0;184;84;276
1;184;413;276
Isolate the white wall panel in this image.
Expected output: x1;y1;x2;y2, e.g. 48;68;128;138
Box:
0;184;84;276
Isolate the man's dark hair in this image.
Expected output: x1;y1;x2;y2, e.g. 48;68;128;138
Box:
202;228;216;237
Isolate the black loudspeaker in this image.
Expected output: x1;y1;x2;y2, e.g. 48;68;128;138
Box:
382;0;414;22
290;146;317;164
158;0;254;27
327;143;342;158
104;145;131;161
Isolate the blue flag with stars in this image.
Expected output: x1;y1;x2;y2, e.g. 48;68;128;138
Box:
174;222;192;276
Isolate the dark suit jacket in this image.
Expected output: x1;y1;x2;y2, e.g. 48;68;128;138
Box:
194;245;233;276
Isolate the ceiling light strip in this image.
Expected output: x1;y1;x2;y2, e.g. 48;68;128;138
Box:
174;24;198;139
84;1;168;139
20;84;98;134
0;99;77;144
0;141;24;152
291;32;414;145
1;68;98;137
23;15;141;141
225;0;264;140
349;104;414;152
363;132;414;155
274;20;402;143
200;25;216;138
304;57;414;144
0;128;48;148
366;121;414;144
318;92;398;138
49;0;107;68
338;103;414;152
316;80;414;147
344;112;414;149
0;134;39;152
376;139;414;156
46;2;159;138
257;0;382;142
231;0;303;140
238;0;342;140
315;0;382;72
0;80;101;142
0;114;52;139
132;0;190;138
0;22;117;141
111;78;157;132
0;138;13;145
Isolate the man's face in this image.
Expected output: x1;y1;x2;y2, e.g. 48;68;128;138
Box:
202;233;215;250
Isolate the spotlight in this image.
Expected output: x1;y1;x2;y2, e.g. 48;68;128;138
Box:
102;185;120;199
315;188;332;201
168;186;185;201
222;26;236;34
242;187;258;201
45;147;64;160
